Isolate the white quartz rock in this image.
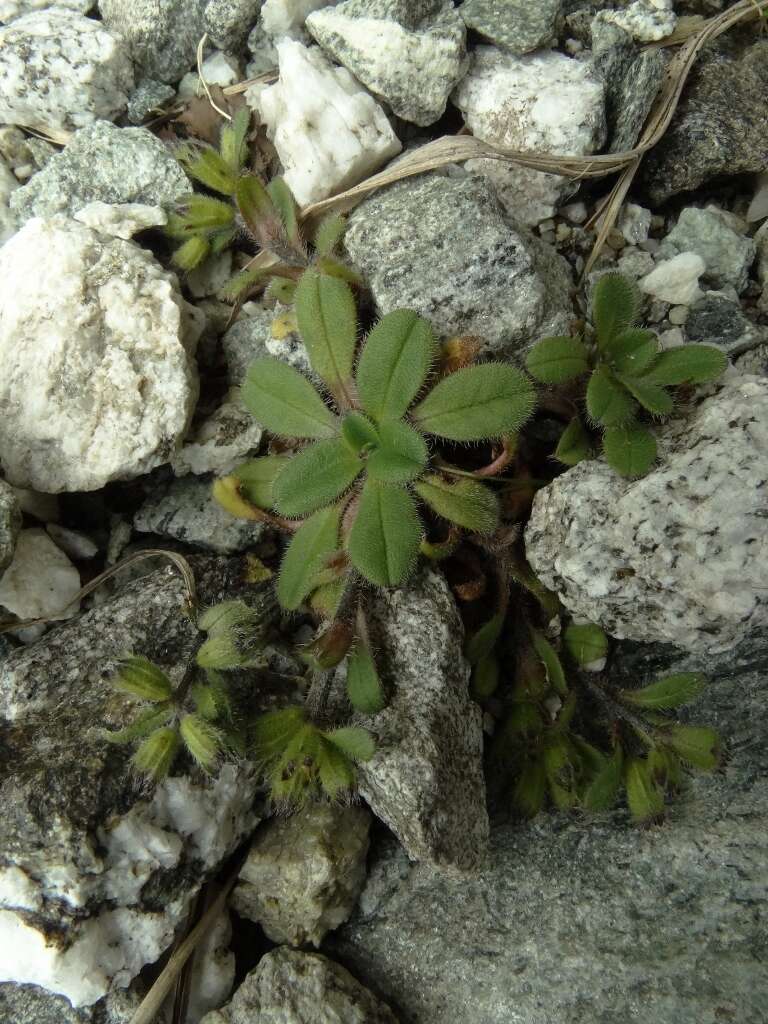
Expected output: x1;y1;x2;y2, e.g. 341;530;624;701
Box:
74;201;167;239
184;910;235;1024
0;217;201;493
452;47;606;226
0;155;19;243
619;202;652;245
593;0;676;43
0;528;80;625
0;10;133;132
525;377;768;653
262;0;339;38
639;252;705;305
248;38;401;206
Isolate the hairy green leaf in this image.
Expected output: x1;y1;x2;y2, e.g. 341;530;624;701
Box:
233;455;292;510
513;758;547;818
243;358;338;439
356;309;435;422
324;726;376;762
586;365;636;426
564;622;608;667
272;439;362;517
472;653;499;698
604;328;659;376
618;375;674;416
367;420;428;484
167;195;235;237
133;727;181;781
317;740;357;799
620;673;706;710
278;505;341;610
102;705;173;745
346;642;385;714
180;714;221;771
602;423;657;478
525;335;590;384
530;630;567;695
235;175;280;242
219;264;270;302
267;176;301;248
412;363;536;441
554;416;592;466
113;656;173;702
341;411;379;454
295;270;357;393
347;481;421;587
414;473;499;534
465;612;505;665
173;236;210;270
251;707;306;764
313;256;364;286
313;213;347;256
624;757;665;824
667;725;720;769
264;276;297;305
178;144;239;195
219;107;251;172
592;273;641;347
583;746;623;811
643;344;727;385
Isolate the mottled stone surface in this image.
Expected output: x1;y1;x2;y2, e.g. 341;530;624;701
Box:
330;637;768;1024
458;0;561;54
200;948;399;1024
685;293;766;356
658;207;756;294
232;803;371;945
641;41;768;205
204;0;264;53
171;391;264;478
126;79;177;125
592;24;665;153
344;174;573;360
10;121;189;224
307;0;467;126
222;308;273;388
0;982;141;1024
593;0;676;43
525;377;768;653
0;527;81;626
98;0;207;84
0;480;21;578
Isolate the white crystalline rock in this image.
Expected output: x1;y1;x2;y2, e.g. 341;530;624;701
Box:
0;529;80;624
525;377;768;653
619;203;652;245
0;217;201;493
452;47;606;226
0;10;133;132
262;0;339;38
249;38;401;206
179;51;243;98
184;910;235;1024
0;0;92;22
639;252;705;305
73;201;167;240
0;155;19;243
593;0;677;43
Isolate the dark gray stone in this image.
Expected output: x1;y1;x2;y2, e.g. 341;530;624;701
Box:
0;981;141;1024
98;0;208;84
0;480;20;577
685;293;765;356
459;0;561;54
126;79;177;125
222;308;272;388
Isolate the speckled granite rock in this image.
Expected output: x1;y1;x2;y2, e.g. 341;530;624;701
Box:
307;0;467;126
330;638;768;1024
685;293;766;356
0;9;133;131
525;377;768;653
344;173;573;360
171;391;264;478
658;206;756;294
458;0;561;54
0;480;21;578
641;40;768;204
204;0;264;53
0;981;142;1024
200;948;399;1024
0;1;94;24
98;0;207;84
10;121;189;224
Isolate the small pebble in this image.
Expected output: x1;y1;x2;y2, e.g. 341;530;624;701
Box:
658;327;685;349
559;201;588;224
668;305;689;325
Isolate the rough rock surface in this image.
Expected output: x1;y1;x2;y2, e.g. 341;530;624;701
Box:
0;480;21;577
200;948;399;1024
0;217;200;493
525;377;768;653
0;528;81;625
452;47;606;225
222;309;273;388
307;0;467;126
0;0;94;23
98;0;207;84
0;10;133;131
126;79;177;125
639;252;704;305
10;121;190;225
593;0;676;43
344;568;489;872
685;292;766;356
72;201;167;240
658;206;756;294
330;638;768;1024
249;38;401;206
344;173;573;359
204;0;264;53
0;557;276;1006
231;803;371;946
171;392;264;477
641;40;768;204
0;155;19;243
458;0;561;53
0;982;142;1024
261;0;335;39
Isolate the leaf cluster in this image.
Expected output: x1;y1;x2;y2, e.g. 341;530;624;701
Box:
525;273;727;477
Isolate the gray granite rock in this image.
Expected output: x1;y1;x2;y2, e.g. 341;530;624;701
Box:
592;23;666;153
231;803;371;946
222;308;273;388
685;292;766;356
458;0;561;54
98;0;208;84
344;173;574;360
200;948;399;1024
10;121;189;224
525;377;768;654
641;40;768;205
330;637;768;1024
0;982;141;1024
204;0;263;53
126;79;177;125
171;391;265;478
0;0;94;23
658;207;756;294
134;475;266;553
307;0;467;126
0;480;21;578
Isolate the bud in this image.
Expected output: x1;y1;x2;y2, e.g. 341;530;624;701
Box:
300;620;354;671
113;656;173;702
133;727;180;780
180;714;221;771
212;476;265;521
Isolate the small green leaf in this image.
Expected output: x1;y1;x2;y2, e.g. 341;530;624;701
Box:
278;505;341;610
133;727;181;781
272;439;362;517
346;642;385;714
604;328;659;375
564;623;608;667
356;309;435;422
180;714;221;771
624;757;665;824
530;630;567;696
592;273;641;348
465;612;505;665
586;365;636;426
112;656;173;702
233;455;292;510
667;725;720;769
102;705;173;745
643;344;727;385
313;213;347;256
323;726;376;762
618;376;674;416
412;363;536;440
620;673;706;710
173;236;210;270
219;107;251;172
235;175;281;243
220;264;269;302
177;144;239;195
472;653;499;699
525;336;590;384
313;256;364;286
554;416;592;466
341;411;379;454
414;473;499;534
513;759;547;818
295;269;357;394
347;481;421;587
264;276;297;305
167;195;235;236
317;740;357;799
602;423;657;478
251;707;306;764
267;177;301;248
243;358;338;439
583;746;623;811
367;420;428;484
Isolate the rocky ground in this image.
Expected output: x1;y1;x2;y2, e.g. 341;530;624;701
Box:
0;1;767;1022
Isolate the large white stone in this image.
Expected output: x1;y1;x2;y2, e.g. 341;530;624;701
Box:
0;217;201;493
248;38;401;206
73;201;168;240
452;47;606;225
262;0;339;38
525;378;768;653
0;528;80;625
0;10;133;132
